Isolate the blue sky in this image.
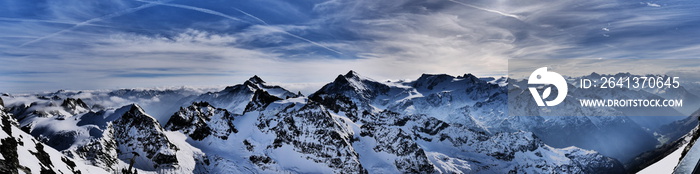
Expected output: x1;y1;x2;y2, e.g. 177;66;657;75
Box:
1;0;700;94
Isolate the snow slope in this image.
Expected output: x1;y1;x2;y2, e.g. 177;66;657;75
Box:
638;143;687;174
0;102;109;174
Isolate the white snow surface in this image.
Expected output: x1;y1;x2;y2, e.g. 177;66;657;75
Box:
637;142;687;174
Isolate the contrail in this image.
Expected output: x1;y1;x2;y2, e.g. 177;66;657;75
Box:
233;8;343;55
0;17;108;27
134;0;245;23
137;0;342;55
233;8;268;25
19;3;160;47
0;17;163;33
448;0;522;20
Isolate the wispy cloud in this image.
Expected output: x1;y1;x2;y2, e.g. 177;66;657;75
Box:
133;0;245;23
136;0;342;55
18;2;159;47
643;2;661;7
447;0;523;20
1;0;700;93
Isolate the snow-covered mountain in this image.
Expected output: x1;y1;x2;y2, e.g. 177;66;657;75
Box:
1;95;207;173
0;98;108;173
310;71;677;164
192;75;300;115
165;73;623;173
0;70;694;173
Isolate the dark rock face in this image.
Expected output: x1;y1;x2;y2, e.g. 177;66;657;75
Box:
244;90;282;112
362;123;435;173
73;135;119;172
111;104;179;171
30;142;55;173
248;155;273;165
309;90;358;114
0;106;24;174
60;98;90;114
357;111;437;173
165;102;237;140
0;137;24;174
413;74;456;90
256;101;367;173
247;75;265;84
38;130;78;151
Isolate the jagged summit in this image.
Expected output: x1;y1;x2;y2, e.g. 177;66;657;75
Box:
109;103;162;127
588;72;601;79
413;74;457;90
118;103;160;124
412;73;489;91
415;73;452;82
460;73;482;84
111;103;180;171
221;75;267;92
61;98;90;114
53;89;67;95
247;75;265;84
124;103;145;114
245;89;282;112
196;75;298;114
458;73;480;82
320;71;390;95
341;70;378;82
344;70;360;78
165;101;237;141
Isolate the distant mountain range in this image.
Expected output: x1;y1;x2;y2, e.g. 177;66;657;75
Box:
1;70;697;173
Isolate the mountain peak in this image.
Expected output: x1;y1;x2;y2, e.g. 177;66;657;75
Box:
111;104;179;171
248;75;265;84
245;89;283;112
344;70;360;78
125;103;146;115
242;75;267;91
115;103;152;121
459;73;477;79
458;73;480;83
415;73;453;83
61;98;89;108
418;73;452;79
61;98;90;115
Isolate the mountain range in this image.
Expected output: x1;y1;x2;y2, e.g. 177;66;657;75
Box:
1;70;697;173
